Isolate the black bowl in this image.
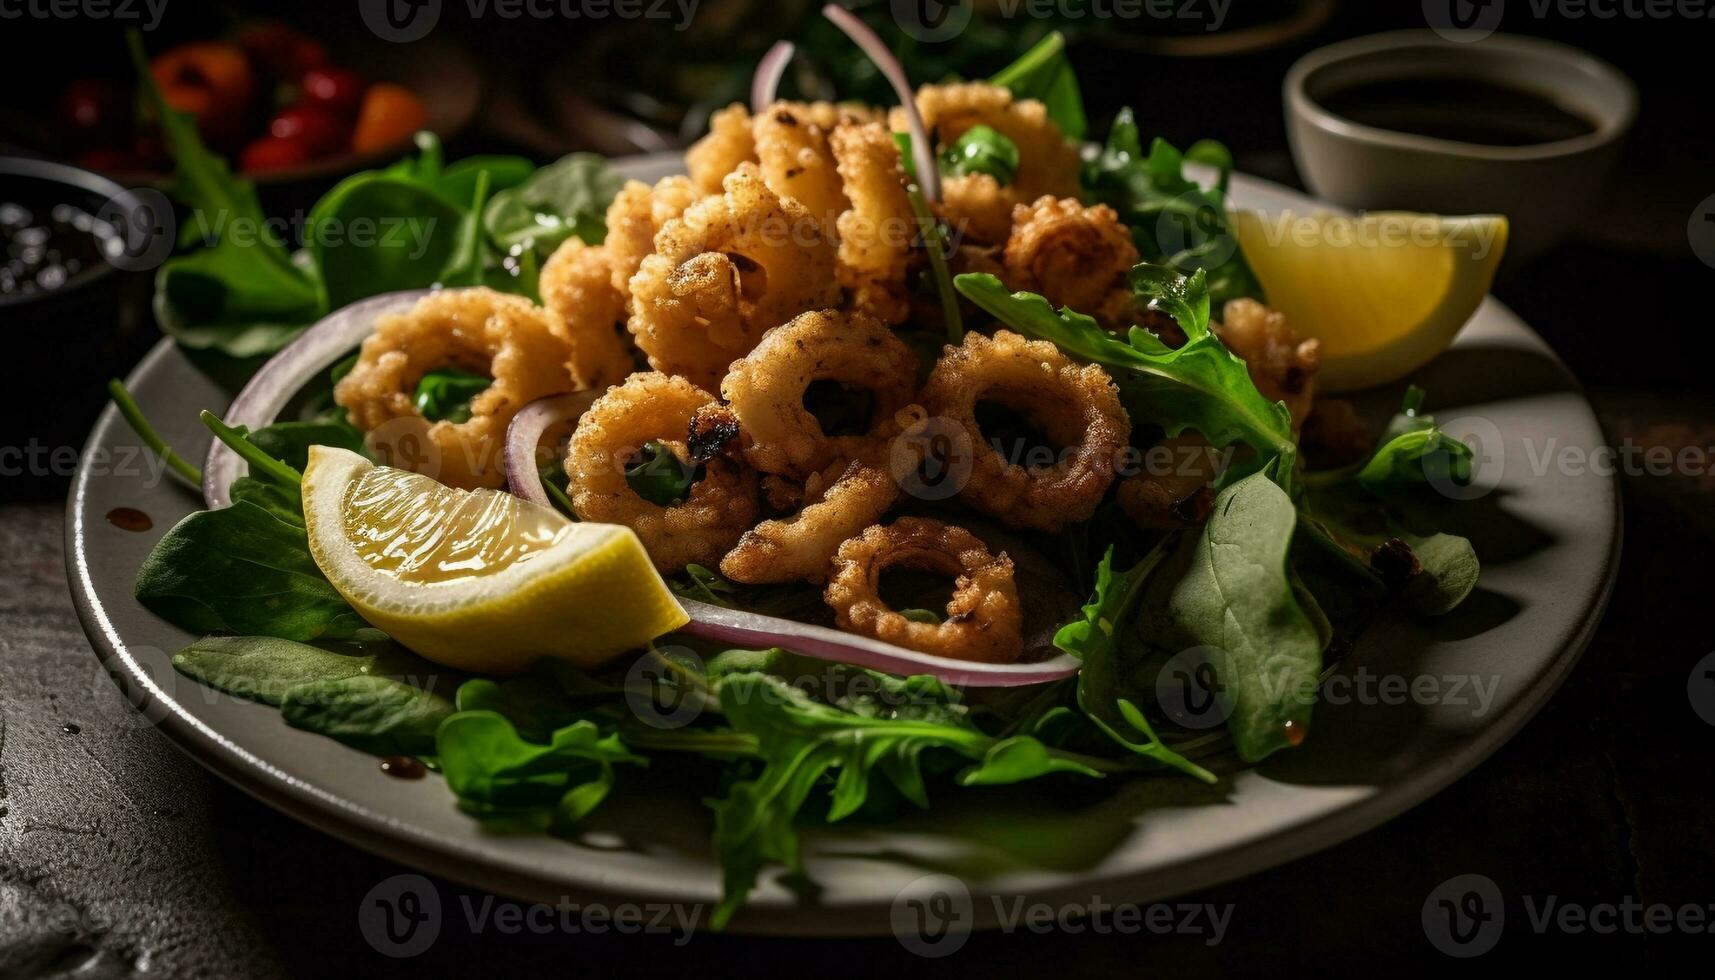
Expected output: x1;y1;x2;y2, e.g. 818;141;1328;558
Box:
0;157;156;500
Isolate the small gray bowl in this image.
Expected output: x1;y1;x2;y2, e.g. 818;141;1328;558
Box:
1285;30;1636;262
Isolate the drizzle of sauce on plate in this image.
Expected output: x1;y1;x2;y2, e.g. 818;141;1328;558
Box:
105;507;153;532
380;756;427;779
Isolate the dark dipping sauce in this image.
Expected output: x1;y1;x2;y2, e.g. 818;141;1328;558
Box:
1319;77;1598;147
380;756;427;779
105;507;153;532
0;200;118;298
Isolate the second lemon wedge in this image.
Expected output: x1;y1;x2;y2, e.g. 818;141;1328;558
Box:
1231;210;1507;392
302;446;687;674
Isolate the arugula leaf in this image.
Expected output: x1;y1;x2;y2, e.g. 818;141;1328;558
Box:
906;181;962;343
939;125;1019;183
282;675;456;757
134;501;369;641
989;31;1086;141
1142;472;1323;762
1353;386;1474;490
709;672;1100;928
1054;546;1215;783
1082;110;1262;306
1299;483;1480;618
626;440;698;506
483;153;624;260
437;711;641;829
413;367;491;424
954;268;1295;482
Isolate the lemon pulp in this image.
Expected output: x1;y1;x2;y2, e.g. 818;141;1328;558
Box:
343;467;568;583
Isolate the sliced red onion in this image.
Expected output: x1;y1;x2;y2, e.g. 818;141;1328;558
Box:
821;3;939;203
202;289;430;509
751;41;795;113
677;597;1079;687
504;392;597;508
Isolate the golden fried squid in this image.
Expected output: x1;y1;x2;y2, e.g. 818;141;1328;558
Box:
685;103;758;195
721;458;899;585
919;330;1128;532
824;518;1023;664
538;238;634;390
1002;197;1140;322
602;175;703;301
1215;298;1321;429
335;288;581;490
564;372;758;573
721;309;919;479
627;164;840;390
831;122;915;324
892;83;1082;246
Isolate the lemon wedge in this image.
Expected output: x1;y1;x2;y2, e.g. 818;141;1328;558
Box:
302;446;687;674
1231;210;1508;392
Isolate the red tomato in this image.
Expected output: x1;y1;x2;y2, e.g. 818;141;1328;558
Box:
299;67;366;117
240;135;311;173
351;83;429;154
268;106;348;157
150;42;255;149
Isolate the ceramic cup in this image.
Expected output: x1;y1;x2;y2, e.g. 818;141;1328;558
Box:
1285;30;1636;262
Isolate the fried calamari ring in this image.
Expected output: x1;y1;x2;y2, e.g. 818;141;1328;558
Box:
721;458;899;585
1002;197;1140;319
919;330;1128;531
1216;298;1320;429
722;309;919;478
335;288;579;490
892;83;1082;246
831;122;915;325
685;103;757;195
564;372;758;573
539;238;635;389
603;175;702;300
752;102;877;230
824;518;1023;664
628;164;840;390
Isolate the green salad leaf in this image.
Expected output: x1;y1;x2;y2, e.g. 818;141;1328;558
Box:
483;153;625;260
709;671;1101;928
955;267;1296;482
626;440;699;506
939;125;1020;183
282;674;456;757
171;635;422;706
989;31;1086;141
438;711;642;830
1082;109;1262;306
1142;471;1324;762
1055;546;1214;782
413;367;492;425
1353;386;1474;490
135;501;368;641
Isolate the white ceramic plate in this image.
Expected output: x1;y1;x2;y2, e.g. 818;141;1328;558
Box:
66;156;1620;934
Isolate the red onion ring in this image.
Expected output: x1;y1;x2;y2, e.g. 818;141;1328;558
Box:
677;597;1079;687
504;391;598;508
202;289;430;510
821;3;939;203
751;41;795;113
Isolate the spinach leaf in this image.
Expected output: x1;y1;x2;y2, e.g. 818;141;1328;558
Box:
939;125;1019;183
282;674;455;757
453;666;621;743
1300;484;1480;619
709;672;1101;928
306;171;466;310
989;31;1086;141
413;367;491;424
482;153;624;260
437;711;641;829
626;440;698;506
1143;471;1323;762
955;267;1296;483
1054;545;1215;782
245;420;367;473
171;635;420;706
228;476;303;526
134;500;368;641
1082;110;1262;306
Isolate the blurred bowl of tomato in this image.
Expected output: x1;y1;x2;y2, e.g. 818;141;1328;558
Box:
41;22;478;189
